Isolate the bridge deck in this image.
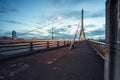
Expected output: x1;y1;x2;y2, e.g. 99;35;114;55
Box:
0;41;104;80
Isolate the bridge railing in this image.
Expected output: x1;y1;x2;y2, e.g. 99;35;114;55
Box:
0;40;71;60
88;40;105;59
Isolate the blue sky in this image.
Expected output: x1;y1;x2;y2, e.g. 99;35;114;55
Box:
0;0;105;39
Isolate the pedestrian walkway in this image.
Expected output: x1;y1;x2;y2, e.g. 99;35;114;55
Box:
0;41;104;80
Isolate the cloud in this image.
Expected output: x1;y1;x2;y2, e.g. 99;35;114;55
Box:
67;25;72;28
85;28;105;39
2;31;12;37
48;27;67;34
0;30;42;39
51;0;101;7
54;35;73;39
0;0;18;14
89;13;104;18
85;24;96;28
85;9;105;18
47;26;75;39
47;27;72;38
0;7;18;14
84;24;99;32
91;29;105;35
84;23;105;39
61;9;104;19
52;0;82;6
62;10;81;18
0;20;27;25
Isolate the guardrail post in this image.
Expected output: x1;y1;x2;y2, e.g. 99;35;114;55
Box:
66;41;68;45
57;41;59;47
67;41;69;45
69;41;71;45
95;43;99;55
69;41;71;44
46;41;50;49
30;42;33;51
64;41;66;46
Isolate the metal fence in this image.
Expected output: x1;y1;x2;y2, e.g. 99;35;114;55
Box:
88;40;105;59
0;40;71;60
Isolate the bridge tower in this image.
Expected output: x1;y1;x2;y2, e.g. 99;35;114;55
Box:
79;9;86;41
70;9;86;49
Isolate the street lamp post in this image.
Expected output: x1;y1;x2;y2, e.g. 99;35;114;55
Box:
52;21;54;40
51;16;61;40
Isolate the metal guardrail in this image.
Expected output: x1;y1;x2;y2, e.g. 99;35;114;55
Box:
0;40;71;56
88;40;105;59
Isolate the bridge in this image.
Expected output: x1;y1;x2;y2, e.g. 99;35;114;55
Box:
0;0;120;80
0;40;104;80
0;9;104;80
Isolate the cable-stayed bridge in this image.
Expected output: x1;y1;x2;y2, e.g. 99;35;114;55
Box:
0;9;104;80
0;0;120;80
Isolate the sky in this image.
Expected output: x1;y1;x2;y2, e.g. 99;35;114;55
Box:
0;0;105;39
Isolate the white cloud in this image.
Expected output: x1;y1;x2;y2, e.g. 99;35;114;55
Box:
84;17;105;32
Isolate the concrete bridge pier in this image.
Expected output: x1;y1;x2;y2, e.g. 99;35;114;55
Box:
105;0;120;80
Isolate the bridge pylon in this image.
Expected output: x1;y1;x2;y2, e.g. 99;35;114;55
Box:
79;9;86;41
70;9;86;49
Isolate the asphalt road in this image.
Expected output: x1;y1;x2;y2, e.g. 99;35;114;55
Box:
0;41;104;80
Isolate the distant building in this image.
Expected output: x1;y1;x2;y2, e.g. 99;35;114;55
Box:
12;30;17;39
